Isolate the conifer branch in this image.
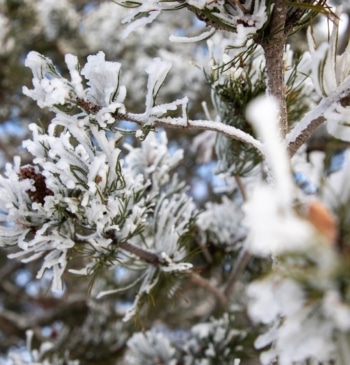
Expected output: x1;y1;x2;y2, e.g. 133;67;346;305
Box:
118;241;166;266
112;111;265;155
287;80;350;155
260;0;289;136
288;115;325;155
224;249;251;300
189;273;228;309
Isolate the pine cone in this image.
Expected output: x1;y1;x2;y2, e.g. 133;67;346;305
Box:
19;166;53;204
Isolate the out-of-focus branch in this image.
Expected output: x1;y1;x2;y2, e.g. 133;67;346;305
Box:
189;273;228;309
224;249;251;299
0;294;88;338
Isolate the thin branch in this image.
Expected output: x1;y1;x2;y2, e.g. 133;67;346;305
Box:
189;273;228;309
118;241;165;265
113;111;265;155
224;249;251;299
111;238;228;307
234;175;248;201
288;115;325;155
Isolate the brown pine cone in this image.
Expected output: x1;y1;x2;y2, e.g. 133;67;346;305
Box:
19;165;53;204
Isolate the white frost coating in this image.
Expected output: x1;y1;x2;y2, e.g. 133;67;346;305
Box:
186;0;207;8
122;9;161;38
150;97;188;120
188;119;264;153
81;51;123;106
126;330;176;365
22;51;71;109
286;77;350;147
244;96;315;256
247;276;336;365
123;267;159;322
307;29;335;97
153;193;195;261
243;185;315;256
246;95;292;203
169;28;216;43
210;0;267;46
323;290;350;331
5;50;198;303
247;277;305;325
308;11;350;97
145;57;172;120
325;103;350;141
9;230;75;292
197;196;245;248
65;53;85;99
124;131;183;191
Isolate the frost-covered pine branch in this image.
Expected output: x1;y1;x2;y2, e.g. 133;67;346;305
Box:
2;1;350;365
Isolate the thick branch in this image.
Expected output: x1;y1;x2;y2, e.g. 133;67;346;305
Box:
260;0;289;136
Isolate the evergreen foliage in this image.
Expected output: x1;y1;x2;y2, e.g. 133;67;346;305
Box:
1;1;350;364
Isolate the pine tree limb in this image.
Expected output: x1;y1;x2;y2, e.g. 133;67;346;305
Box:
260;0;289;136
287;79;350;155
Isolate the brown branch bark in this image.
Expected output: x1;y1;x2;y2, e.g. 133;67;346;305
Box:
288;116;325;155
288;89;350;155
260;0;289;137
118;241;166;265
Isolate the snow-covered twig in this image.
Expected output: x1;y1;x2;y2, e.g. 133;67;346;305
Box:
114;111;265;155
287;77;350;155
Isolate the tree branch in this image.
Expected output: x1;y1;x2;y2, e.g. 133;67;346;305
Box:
118;241;166;265
189;273;228;309
105;237;229;308
260;0;289;136
288;115;325;155
287;79;350;155
224;249;251;299
112;112;265;155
